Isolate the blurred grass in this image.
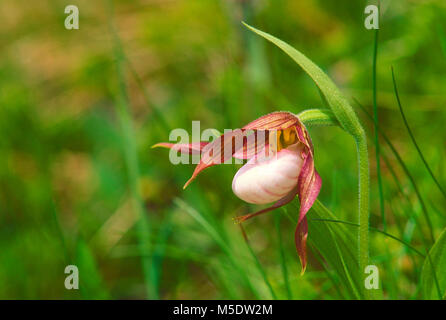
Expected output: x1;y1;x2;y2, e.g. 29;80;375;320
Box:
106;0;154;299
0;0;445;299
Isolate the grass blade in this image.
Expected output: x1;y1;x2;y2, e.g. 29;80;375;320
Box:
308;242;345;299
174;198;261;299
76;238;110;299
437;22;446;59
372;29;386;231
275;212;292;299
355;99;435;245
126;59;172;133
421;228;446;299
311;218;425;258
239;223;277;300
106;0;154;299
391;66;446;203
284;201;363;299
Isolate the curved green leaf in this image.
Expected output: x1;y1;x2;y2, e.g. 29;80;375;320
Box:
243;22;363;139
421;228;446;299
298;109;339;127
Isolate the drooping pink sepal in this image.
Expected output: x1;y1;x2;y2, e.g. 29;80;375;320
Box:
295;153;322;274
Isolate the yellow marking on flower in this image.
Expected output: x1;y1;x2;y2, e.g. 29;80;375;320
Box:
277;127;298;151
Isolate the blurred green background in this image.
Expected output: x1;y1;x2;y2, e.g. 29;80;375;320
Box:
1;0;445;299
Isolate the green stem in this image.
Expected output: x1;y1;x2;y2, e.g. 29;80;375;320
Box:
275;212;292;299
356;135;370;276
239;224;277;300
300;108;370;297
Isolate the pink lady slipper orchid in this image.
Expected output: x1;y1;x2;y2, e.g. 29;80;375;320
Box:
153;112;321;273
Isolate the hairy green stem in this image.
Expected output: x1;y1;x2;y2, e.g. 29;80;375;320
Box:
356;135;370;275
300;109;370;274
300;110;370;268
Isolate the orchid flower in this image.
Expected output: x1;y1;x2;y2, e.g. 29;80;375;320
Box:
153;112;321;273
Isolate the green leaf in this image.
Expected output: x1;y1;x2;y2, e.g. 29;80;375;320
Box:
242;22;363;139
285;200;363;299
75;239;109;299
298;109;339;128
174;198;261;299
421;228;446;299
309;201;364;299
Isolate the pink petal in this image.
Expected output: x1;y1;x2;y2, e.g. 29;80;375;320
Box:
295;153;322;274
152;142;208;155
184;129;275;188
295;215;308;275
242;111;299;130
232;145;303;204
183;129;246;188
